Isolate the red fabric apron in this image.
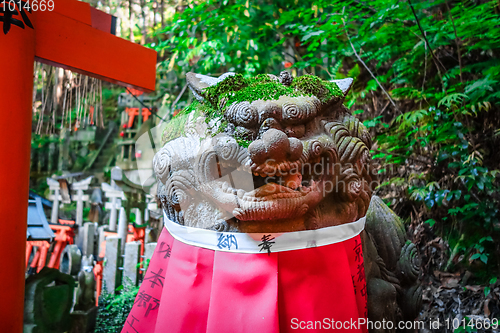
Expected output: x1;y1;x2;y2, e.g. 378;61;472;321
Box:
122;226;368;333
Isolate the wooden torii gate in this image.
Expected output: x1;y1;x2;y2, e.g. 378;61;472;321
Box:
0;0;156;330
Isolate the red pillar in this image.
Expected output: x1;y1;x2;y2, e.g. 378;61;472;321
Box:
0;11;37;332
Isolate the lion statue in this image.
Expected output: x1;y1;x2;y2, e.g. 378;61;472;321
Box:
142;72;421;333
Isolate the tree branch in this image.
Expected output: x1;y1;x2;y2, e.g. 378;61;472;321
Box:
407;0;446;92
420;32;427;109
341;16;398;112
351;0;415;26
445;1;463;84
170;83;188;113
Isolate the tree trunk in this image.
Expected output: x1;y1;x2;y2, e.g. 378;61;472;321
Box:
129;0;134;42
55;68;64;111
160;0;164;28
140;0;147;45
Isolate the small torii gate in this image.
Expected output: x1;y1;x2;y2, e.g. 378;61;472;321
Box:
0;1;156;330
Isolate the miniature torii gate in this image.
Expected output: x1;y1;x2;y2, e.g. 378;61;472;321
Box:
0;1;156;331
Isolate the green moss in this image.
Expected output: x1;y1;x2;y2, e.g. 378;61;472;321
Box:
193;73;345;145
207;118;229;137
162;101;205;144
290;75;323;94
163;73;345;148
204;74;248;109
204;73;343;118
221;82;301;111
203;73;304;115
251;74;274;84
291;74;343;104
324;81;344;99
235;137;251;148
162;113;189;144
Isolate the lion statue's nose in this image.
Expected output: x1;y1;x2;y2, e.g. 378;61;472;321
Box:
248;128;303;164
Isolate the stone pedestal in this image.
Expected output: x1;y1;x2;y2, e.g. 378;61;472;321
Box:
117;207;128;252
24;268;75;333
144;242;157;271
70;307;98;333
82;222;96;257
97;225;107;260
123;241;141;286
102;237;122;293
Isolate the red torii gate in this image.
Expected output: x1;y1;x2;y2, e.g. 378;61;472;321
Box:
0;1;156;331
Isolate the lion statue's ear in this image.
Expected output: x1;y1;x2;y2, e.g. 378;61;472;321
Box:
186;72;236;102
330;78;354;97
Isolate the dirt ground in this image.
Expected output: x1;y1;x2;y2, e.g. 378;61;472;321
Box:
412;224;500;333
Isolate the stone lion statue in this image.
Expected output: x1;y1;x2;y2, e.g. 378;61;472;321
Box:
151;72;422;332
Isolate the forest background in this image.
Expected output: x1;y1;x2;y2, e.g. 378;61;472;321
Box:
31;0;500;329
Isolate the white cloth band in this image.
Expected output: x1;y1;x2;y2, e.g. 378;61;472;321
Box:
163;213;365;254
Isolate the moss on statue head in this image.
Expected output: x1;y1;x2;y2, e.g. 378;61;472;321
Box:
163;73;347;148
195;73;345;143
162;112;189;144
161;101;205;144
251;74;274;84
204;74;248;109
221;82;301;110
235;137;251;148
291;74;343;104
203;73;343;116
203;73;300;113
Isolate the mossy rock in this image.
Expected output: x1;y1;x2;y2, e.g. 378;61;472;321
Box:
290;74;343;104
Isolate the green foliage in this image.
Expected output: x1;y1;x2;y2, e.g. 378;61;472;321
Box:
31;134;59;150
357;0;500;274
152;0;500;276
102;87;125;121
95;284;139;333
